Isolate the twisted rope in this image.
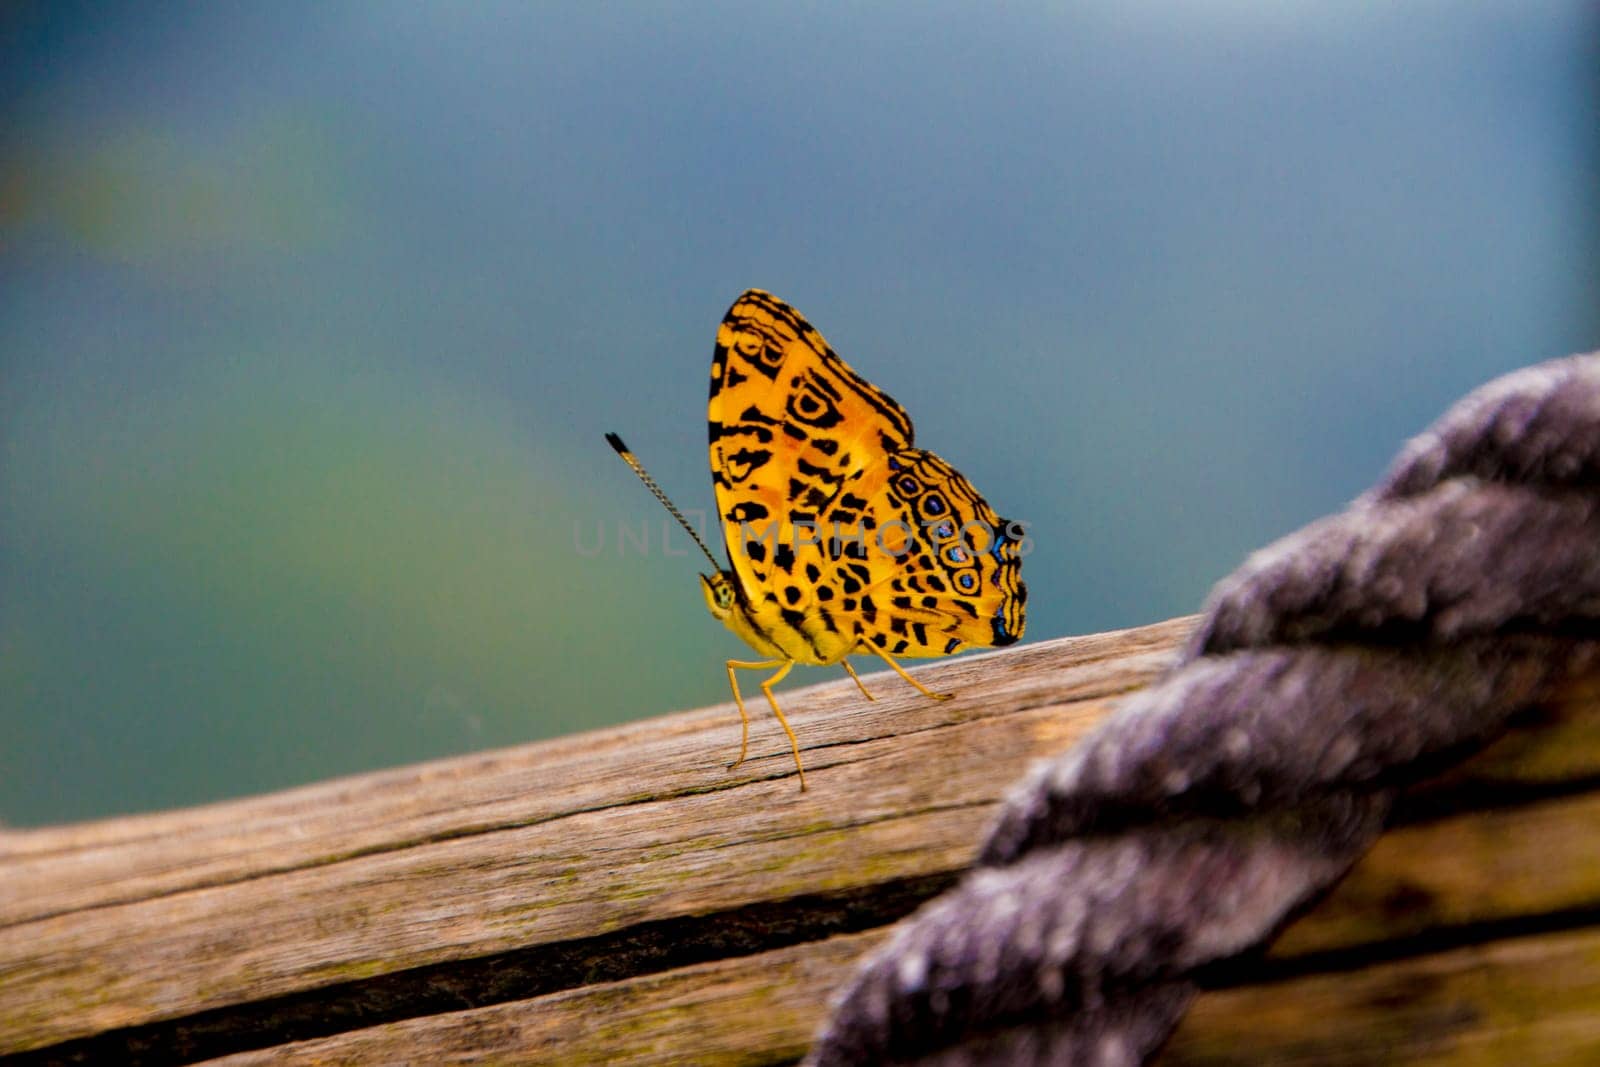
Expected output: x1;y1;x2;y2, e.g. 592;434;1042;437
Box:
807;351;1600;1066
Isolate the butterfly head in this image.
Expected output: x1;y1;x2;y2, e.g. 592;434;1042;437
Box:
699;570;739;622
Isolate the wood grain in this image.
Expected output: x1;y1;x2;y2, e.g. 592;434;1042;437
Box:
1169;924;1600;1066
204;930;888;1066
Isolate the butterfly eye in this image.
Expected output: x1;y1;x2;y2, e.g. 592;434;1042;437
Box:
944;544;970;567
934;522;954;541
956;571;979;592
923;494;946;516
898;476;920;496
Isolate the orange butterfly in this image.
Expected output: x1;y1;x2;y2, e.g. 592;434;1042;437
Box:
609;290;1025;789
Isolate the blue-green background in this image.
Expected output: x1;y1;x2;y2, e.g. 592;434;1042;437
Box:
3;3;1596;826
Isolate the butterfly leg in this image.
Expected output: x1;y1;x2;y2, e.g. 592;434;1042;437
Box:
840;658;877;701
754;660;806;791
725;659;784;772
865;644;954;702
726;659;806;789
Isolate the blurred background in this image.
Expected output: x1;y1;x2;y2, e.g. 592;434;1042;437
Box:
2;3;1595;826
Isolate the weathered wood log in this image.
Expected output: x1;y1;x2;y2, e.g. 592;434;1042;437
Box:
3;616;1599;1065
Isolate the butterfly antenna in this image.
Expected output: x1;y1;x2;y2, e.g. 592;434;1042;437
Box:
605;432;725;573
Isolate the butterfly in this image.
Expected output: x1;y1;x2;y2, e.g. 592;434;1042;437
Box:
608;289;1025;790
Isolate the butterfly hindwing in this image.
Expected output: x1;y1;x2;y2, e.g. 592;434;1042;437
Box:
848;448;1027;657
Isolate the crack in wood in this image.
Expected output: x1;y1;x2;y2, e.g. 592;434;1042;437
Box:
0;874;959;1067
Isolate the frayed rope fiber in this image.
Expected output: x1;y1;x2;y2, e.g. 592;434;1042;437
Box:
806;351;1600;1066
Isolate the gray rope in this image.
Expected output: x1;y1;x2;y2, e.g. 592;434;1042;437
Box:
807;351;1600;1065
